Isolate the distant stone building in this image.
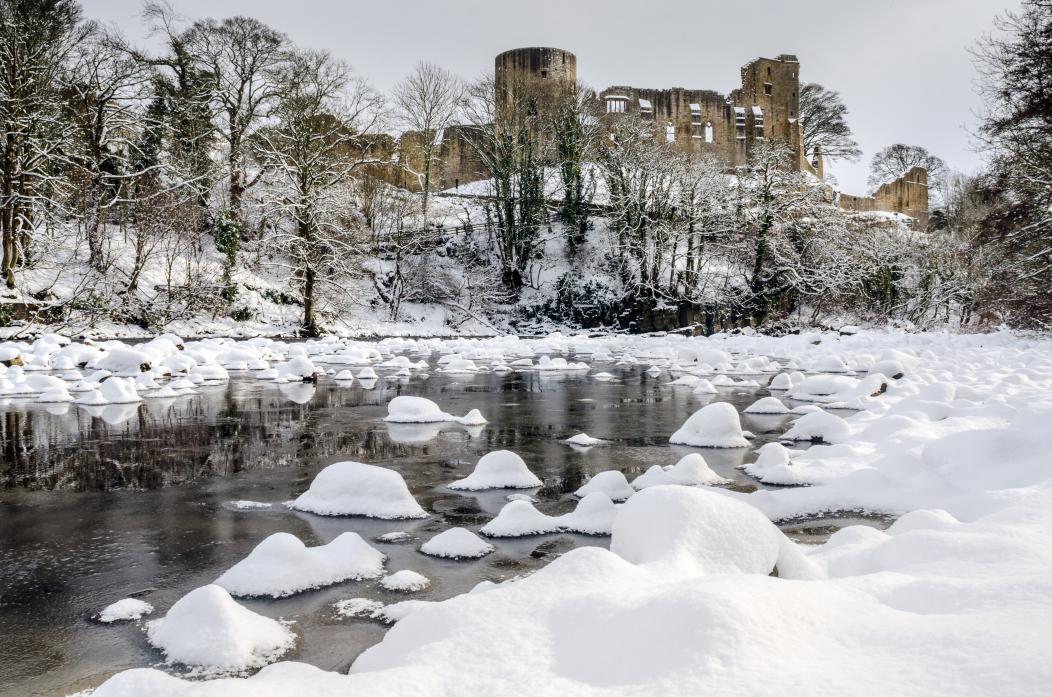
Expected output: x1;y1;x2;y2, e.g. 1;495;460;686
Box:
394;46;929;227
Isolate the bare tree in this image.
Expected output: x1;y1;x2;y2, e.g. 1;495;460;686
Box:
798;82;861;163
253;48;384;335
391;61;463;217
186;15;286;226
868;143;946;193
65;29;156;271
0;0;90;288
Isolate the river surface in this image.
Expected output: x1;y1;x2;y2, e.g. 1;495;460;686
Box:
0;357;885;697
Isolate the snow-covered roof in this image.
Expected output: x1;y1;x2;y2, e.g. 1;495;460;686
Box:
689;103;701;113
751;106;764;117
605;95;629;101
638;98;653;111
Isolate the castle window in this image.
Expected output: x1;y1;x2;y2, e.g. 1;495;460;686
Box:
639;98;654;118
690;103;703;138
605;96;628;114
705;122;713;143
666;121;675;143
764;83;773;96
734;107;746;140
752;106;764;138
541;70;549;79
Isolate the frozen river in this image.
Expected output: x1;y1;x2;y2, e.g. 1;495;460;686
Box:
0;357;886;697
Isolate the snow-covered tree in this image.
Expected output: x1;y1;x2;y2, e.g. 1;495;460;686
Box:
867;143;946;194
253;48;383;335
392;61;463;218
0;0;90;287
65;30;155;271
973;0;1052;327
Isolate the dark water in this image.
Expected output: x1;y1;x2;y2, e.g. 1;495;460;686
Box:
0;360;884;697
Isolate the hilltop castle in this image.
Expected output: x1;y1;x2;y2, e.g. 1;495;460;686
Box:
396;47;929;228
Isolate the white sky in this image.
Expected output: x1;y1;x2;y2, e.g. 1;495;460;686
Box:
82;0;1019;194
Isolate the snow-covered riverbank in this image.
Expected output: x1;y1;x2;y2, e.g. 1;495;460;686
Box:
8;328;1048;697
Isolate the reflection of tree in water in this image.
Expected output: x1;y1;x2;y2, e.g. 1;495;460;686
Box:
0;380;423;491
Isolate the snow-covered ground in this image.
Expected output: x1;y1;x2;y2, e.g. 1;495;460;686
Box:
12;327;1052;696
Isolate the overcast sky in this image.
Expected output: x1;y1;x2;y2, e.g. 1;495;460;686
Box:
83;0;1018;193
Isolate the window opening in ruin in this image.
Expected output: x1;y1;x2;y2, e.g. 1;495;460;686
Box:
764;83;773;96
639;98;654;118
752;105;764;138
666;121;675;142
705;122;713;143
690;103;703;138
541;70;549;79
735;107;746;140
606;96;627;113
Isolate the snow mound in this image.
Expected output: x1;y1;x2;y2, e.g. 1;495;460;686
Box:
558;492;617;535
783;410;853;443
669;402;750;448
290;462;427;519
610;486;811;576
448;450;542;490
480;500;560;537
692;378;717;394
419;528;495;559
215;532;386;598
145;585;294;672
98;598;154;623
334;597;385;619
575;470;635;502
667;453;729;486
744;396;789;414
384;395;485;426
380;570;431;592
564;433;605;446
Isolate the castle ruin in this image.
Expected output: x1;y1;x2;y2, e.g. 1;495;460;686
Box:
396;47;929;228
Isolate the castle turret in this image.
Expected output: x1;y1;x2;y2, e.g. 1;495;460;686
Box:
494;47;576;108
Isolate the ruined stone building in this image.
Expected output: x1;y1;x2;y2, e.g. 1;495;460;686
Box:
395;46;929;228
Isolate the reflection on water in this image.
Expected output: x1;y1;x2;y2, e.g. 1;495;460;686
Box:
0;363;881;697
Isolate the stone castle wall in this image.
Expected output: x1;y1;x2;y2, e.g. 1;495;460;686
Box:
391;47;929;227
837;167;929;229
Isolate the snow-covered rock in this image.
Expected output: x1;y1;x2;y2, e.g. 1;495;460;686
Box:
669;402;750;448
380;570;431;592
145;585;294;672
98;598;154;623
448;450;542;490
215;532;385;598
564;433;605;446
558;492;617;535
744;396;789;415
666;453;729;486
419;528;494;560
290;462;427;519
575;470;635;502
480;500;560;537
783;410;853;443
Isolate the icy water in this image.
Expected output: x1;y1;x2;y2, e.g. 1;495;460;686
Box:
0;361;885;697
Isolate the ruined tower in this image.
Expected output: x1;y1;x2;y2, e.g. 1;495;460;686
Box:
494;47;577;109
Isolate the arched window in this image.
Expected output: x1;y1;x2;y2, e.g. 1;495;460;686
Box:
704;122;713;143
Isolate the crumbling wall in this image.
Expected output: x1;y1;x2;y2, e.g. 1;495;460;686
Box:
838;166;929;229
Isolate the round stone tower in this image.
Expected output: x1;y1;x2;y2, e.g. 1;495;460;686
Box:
494;47;576;107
